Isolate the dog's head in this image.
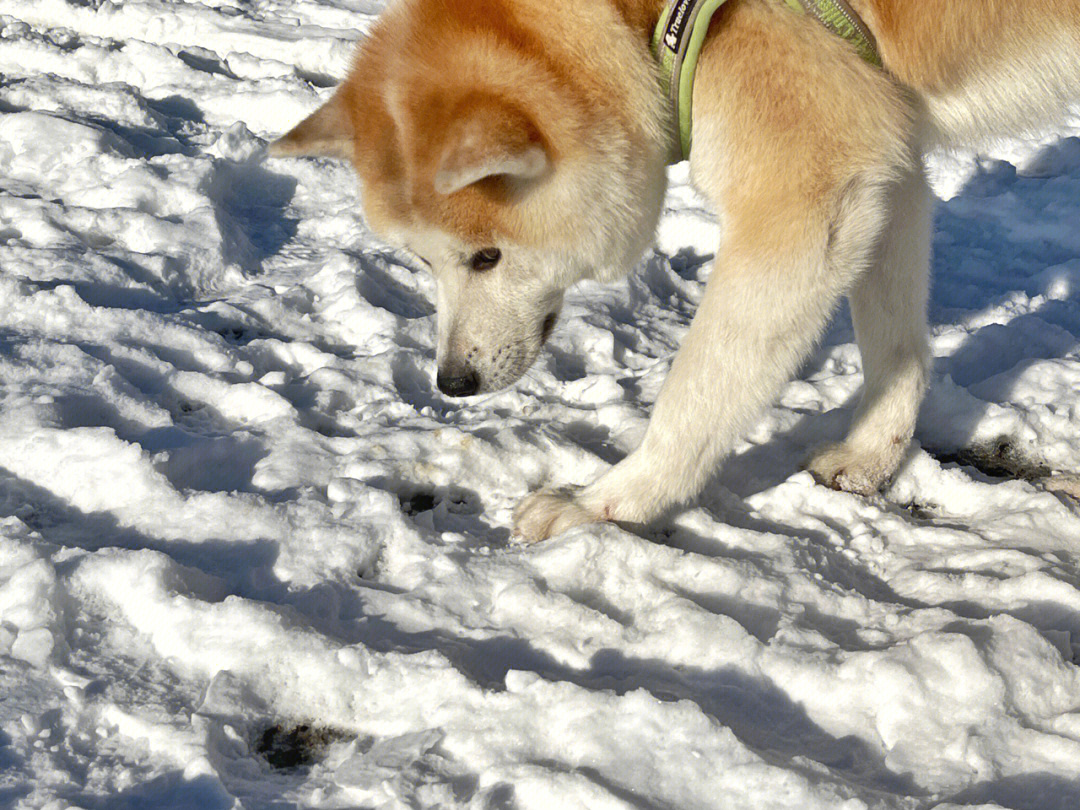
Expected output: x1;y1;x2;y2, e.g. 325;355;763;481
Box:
272;0;669;395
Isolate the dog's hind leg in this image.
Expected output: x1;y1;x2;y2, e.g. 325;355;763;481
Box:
805;166;932;494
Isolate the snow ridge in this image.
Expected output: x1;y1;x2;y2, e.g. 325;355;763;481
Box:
1;2;1080;809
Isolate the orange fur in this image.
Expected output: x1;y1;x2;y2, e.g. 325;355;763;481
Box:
692;1;913;258
283;0;665;247
272;0;1080;542
277;0;1080;247
858;0;1080;92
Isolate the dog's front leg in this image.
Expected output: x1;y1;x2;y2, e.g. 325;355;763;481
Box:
514;176;890;543
512;0;926;543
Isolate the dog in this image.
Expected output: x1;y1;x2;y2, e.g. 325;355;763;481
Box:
271;0;1080;543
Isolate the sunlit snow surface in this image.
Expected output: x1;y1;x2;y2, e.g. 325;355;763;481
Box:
2;2;1080;808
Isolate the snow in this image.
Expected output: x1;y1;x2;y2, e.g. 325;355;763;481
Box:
1;1;1079;808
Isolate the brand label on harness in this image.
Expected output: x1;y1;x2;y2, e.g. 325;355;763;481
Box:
662;0;695;51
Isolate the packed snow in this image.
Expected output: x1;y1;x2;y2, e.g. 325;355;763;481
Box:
2;1;1080;808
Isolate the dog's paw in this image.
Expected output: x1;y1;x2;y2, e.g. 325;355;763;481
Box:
512;488;600;544
805;441;897;496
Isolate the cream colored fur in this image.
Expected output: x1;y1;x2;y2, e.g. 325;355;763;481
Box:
272;0;1080;543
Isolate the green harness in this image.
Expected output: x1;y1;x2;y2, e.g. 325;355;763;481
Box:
651;0;881;161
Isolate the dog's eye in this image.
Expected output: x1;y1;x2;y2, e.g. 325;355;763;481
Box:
469;247;501;271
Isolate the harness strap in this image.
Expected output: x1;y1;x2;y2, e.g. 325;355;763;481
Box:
652;0;881;162
787;0;881;67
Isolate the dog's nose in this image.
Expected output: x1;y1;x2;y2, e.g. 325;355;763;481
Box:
436;368;480;397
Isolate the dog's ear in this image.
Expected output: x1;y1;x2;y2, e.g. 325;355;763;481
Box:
269;90;353;160
434;100;549;195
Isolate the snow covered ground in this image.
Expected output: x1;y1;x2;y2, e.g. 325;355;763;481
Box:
2;1;1080;808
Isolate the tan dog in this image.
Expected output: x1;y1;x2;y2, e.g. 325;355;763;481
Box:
272;0;1080;542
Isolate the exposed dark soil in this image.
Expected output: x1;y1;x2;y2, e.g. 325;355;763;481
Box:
256;723;349;769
